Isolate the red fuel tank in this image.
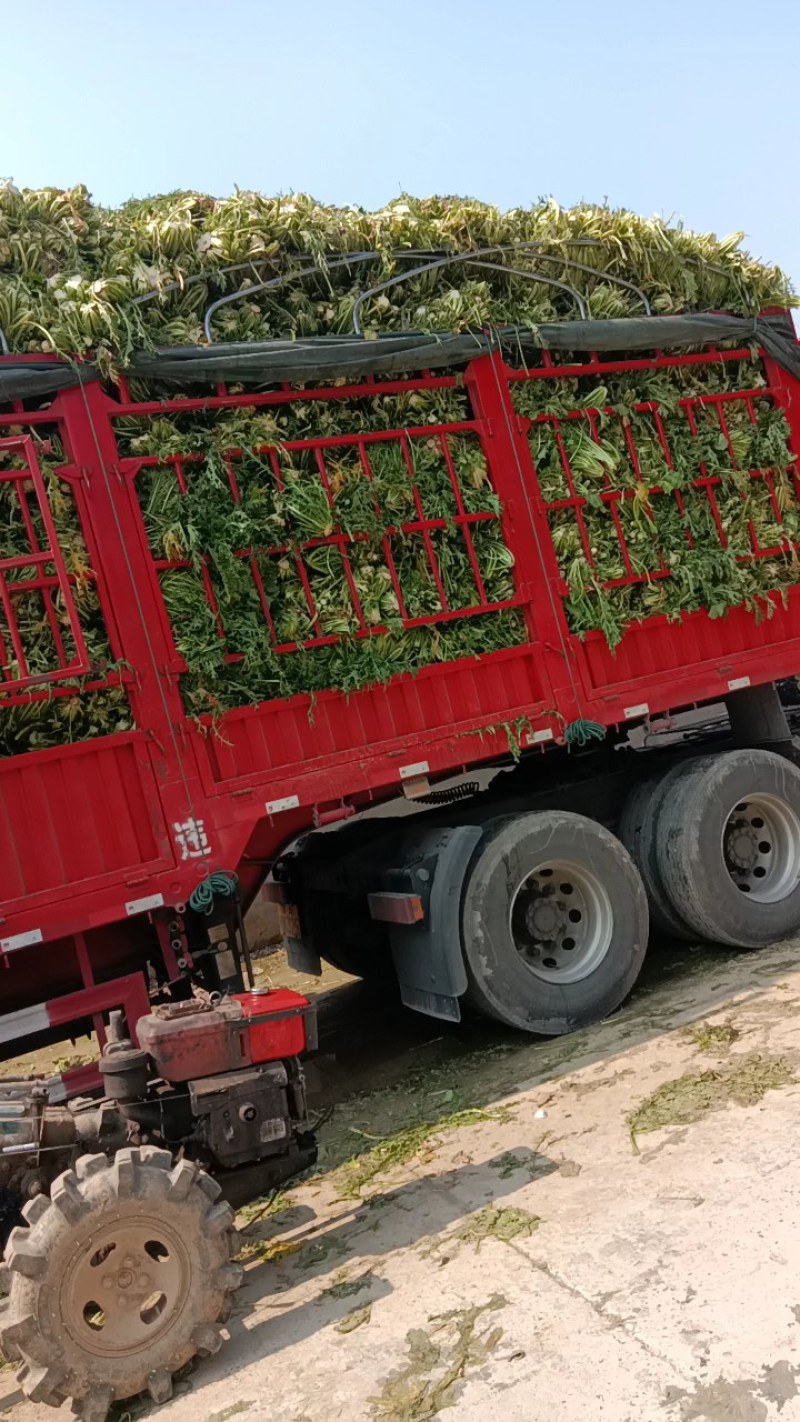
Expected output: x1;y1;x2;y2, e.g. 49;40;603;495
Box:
233;989;312;1062
137;988;314;1083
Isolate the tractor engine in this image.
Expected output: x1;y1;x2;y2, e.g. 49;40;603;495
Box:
0;987;318;1230
110;988;317;1183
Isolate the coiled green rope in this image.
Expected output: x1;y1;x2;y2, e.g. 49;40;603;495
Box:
189;871;239;915
564;719;606;747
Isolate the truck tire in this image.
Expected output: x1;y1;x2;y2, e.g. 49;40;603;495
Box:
461;811;648;1034
618;771;694;941
0;1146;242;1420
655;748;800;948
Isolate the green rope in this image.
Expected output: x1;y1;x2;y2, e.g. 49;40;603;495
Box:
189;871;239;915
564;719;605;747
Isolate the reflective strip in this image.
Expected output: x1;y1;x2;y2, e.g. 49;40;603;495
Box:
727;676;751;691
399;761;429;780
529;728;554;744
368;891;425;925
0;1002;50;1044
0;929;42;953
125;893;164;916
624;703;650;719
266;794;300;814
44;1063;101;1102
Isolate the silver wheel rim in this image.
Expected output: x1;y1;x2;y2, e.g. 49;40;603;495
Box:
722;792;800;904
509;858;614;984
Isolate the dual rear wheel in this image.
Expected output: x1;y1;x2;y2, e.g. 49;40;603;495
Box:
321;749;800;1037
461;748;800;1034
618;748;800;949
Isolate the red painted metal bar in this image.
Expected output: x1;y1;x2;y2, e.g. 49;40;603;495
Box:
47;972;151;1047
313;447;368;634
72;931;104;1047
0;438;91;691
0;570;29;679
358;441;409;619
438;432;490;605
11;467;70;669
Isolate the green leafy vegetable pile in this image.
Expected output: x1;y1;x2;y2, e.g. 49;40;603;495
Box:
119;384;522;717
0;439;132;755
0;185;797;754
512;356;800;648
0;186;793;361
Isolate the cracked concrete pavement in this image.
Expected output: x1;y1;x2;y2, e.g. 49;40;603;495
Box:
4;937;800;1422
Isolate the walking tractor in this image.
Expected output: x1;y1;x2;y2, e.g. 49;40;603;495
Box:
3;189;800;1417
0;996;315;1418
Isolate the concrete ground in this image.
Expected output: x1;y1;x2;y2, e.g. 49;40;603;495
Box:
3;936;800;1422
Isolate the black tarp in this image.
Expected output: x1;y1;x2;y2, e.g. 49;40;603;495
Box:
1;311;798;402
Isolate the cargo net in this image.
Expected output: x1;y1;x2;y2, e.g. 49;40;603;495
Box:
0;433;131;757
511;351;800;649
120;385;525;714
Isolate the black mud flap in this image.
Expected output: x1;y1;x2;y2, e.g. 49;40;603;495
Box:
386;825;482;1023
286;937;322;977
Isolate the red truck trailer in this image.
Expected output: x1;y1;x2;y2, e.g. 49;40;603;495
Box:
3;311;800;1416
3;321;800;1052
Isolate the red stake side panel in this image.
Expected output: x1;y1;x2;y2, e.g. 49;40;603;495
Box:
194;642;549;795
0;733;172;903
1;338;800;954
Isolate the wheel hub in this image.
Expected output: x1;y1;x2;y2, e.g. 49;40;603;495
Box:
525;894;566;939
725;819;759;872
62;1215;190;1357
509;860;613;985
722;793;800;902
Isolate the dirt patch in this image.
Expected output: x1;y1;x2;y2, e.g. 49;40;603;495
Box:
668;1363;800;1421
558;1158;582;1178
760;1360;799;1411
669;1377;768;1421
627;1053;795;1150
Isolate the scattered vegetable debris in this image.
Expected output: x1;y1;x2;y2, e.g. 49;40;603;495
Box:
335;1304;372;1335
370;1294;508;1420
684;1021;741;1054
322;1268;375;1301
627;1052;794;1149
426;1205;541;1258
335;1105;515;1200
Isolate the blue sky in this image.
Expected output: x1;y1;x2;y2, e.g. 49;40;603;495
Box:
3;0;799;285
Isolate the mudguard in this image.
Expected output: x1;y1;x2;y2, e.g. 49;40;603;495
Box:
385;824;482;1022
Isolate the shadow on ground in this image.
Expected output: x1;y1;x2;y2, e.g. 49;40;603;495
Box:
280;933;800;1182
232;1148;553;1355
